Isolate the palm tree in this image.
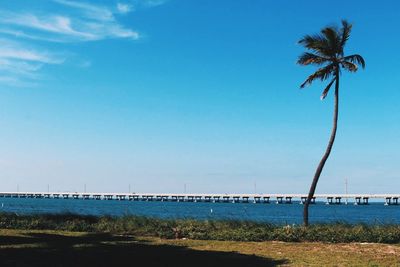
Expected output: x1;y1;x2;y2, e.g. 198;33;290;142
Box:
297;20;365;226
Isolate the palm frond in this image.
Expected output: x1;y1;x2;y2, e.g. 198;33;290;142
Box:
341;61;358;72
343;54;365;68
339;20;352;54
321;27;340;55
320;78;336;100
297;52;329;66
300;63;336;88
298;34;332;57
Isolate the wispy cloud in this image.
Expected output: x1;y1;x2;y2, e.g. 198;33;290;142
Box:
55;0;115;21
0;13;96;41
0;4;139;42
0;47;58;64
53;0;138;40
0;39;63;86
0;28;67;43
117;3;133;14
0;0;165;86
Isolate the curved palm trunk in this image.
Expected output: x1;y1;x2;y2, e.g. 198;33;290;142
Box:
303;71;340;226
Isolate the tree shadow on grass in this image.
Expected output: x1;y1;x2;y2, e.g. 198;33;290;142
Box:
0;232;288;267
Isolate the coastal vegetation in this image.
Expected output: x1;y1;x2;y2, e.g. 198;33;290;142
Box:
297;20;365;226
1;213;399;244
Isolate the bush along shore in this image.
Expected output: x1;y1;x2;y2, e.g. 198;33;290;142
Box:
0;213;399;243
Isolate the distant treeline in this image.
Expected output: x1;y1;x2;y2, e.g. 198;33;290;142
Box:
0;213;399;243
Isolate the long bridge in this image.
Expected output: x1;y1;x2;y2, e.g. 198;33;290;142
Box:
0;192;399;205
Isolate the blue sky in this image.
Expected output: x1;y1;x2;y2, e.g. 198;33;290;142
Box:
0;0;399;194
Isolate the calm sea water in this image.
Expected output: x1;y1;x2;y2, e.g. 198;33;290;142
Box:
1;198;399;224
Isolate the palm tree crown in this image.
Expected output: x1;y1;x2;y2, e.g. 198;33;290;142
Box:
297;20;365;99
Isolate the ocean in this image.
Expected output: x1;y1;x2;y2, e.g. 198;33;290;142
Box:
1;197;399;224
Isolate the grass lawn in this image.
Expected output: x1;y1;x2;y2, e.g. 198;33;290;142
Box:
0;229;399;266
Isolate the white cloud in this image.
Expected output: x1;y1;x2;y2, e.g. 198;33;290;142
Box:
0;13;96;41
0;28;66;42
0;0;165;87
0;8;138;42
0;59;42;82
0;39;63;86
117;3;133;14
54;0;114;22
0;48;54;63
53;0;139;40
0;39;64;64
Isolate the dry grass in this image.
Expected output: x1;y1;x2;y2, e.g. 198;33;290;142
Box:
0;229;399;266
150;237;400;266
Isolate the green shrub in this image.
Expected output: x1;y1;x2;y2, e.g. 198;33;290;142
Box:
0;212;399;243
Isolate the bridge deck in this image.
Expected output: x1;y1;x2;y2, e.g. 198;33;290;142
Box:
0;192;399;205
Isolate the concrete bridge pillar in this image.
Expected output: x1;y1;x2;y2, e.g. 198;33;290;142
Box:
326;197;333;205
300;197;315;204
117;195;126;201
222;196;230;203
